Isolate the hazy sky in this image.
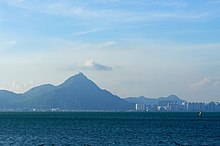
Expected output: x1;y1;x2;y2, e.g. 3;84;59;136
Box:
0;0;220;102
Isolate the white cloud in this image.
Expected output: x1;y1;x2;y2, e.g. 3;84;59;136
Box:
97;41;116;48
72;28;103;36
58;60;114;72
190;77;220;90
1;0;100;18
0;0;211;24
80;60;113;71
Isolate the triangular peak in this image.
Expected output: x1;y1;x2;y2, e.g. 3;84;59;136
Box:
76;72;87;78
58;72;100;90
64;72;88;82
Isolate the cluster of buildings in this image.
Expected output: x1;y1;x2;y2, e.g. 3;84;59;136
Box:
135;101;220;112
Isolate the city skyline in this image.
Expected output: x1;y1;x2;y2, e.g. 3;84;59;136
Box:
0;0;220;102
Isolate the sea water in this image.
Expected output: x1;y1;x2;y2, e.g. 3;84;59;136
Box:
0;112;219;145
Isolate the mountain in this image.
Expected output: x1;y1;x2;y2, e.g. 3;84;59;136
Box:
0;90;24;110
125;95;186;105
21;72;134;110
158;95;185;103
125;96;158;105
0;73;189;111
22;84;56;109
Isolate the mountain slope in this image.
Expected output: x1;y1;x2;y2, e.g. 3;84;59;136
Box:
0;90;24;110
22;84;56;108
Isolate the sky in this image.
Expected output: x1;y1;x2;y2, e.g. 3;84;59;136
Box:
0;0;220;102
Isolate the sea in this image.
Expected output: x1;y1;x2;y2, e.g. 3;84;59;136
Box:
0;112;219;146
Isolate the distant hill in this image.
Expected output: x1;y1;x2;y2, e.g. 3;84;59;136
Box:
0;73;134;111
0;90;24;110
125;95;186;105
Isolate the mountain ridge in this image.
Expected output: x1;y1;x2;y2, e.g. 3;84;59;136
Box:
125;95;186;105
0;73;134;111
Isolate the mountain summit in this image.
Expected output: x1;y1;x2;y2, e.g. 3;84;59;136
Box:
62;72;88;85
58;72;99;91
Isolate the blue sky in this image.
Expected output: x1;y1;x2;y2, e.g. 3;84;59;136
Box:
0;0;220;102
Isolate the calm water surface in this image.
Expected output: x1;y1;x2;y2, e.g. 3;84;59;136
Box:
0;112;219;145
